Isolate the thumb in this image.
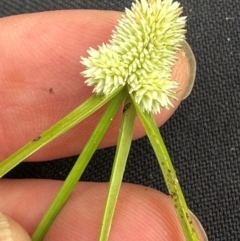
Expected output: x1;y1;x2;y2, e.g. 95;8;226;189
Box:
0;212;31;241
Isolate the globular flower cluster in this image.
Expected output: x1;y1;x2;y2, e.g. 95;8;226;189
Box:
81;0;186;113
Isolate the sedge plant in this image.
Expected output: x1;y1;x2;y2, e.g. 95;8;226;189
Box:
0;0;200;240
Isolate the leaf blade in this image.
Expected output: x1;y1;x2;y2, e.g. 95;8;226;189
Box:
131;95;200;241
99;95;136;241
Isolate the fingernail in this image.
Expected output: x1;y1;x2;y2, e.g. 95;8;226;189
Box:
182;40;196;100
0;212;13;241
190;210;208;241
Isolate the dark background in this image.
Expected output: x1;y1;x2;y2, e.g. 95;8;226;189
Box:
1;0;240;240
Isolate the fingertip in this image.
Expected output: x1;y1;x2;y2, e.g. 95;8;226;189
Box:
181;41;197;100
0;212;31;241
190;211;208;241
111;184;207;241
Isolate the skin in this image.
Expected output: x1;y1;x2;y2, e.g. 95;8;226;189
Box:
0;10;205;241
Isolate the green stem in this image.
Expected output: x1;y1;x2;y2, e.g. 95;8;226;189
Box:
131;96;200;241
31;89;127;241
99;95;136;241
0;87;123;177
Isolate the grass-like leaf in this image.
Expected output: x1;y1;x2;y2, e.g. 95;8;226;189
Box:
31;88;127;241
0;86;123;178
99;95;136;241
131;94;200;241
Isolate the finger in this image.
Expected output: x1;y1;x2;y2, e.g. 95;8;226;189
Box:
0;212;31;241
0;180;206;241
0;10;191;161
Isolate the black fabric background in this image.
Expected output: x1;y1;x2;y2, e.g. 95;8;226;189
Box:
1;0;240;240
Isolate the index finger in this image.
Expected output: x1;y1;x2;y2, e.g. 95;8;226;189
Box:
0;10;191;161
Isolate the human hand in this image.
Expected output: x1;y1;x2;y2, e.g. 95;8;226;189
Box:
0;10;206;240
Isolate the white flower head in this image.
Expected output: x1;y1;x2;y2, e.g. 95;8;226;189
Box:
81;0;186;113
